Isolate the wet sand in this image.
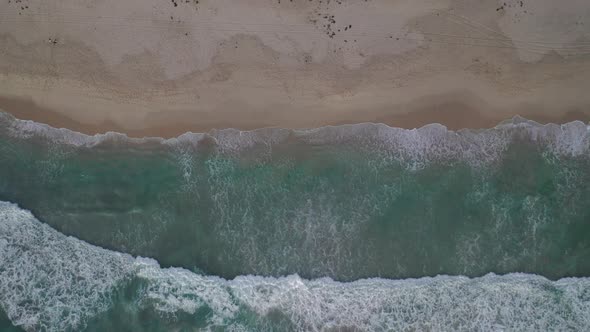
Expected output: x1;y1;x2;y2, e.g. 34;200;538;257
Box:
2;94;588;138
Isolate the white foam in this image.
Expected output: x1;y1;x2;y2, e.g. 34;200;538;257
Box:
0;201;136;331
135;257;238;325
1;200;589;331
210;127;292;155
228;273;590;331
296;117;589;169
2;112;588;168
134;264;590;331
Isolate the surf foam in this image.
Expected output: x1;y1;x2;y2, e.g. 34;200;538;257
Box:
1;111;588;170
0;201;136;331
1;201;589;331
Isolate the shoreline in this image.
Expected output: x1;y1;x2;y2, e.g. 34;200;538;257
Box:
2;95;589;138
2;0;590;138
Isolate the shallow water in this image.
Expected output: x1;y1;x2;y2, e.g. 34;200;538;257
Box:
0;111;589;331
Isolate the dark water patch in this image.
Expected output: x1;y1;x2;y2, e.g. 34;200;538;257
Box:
0;309;24;332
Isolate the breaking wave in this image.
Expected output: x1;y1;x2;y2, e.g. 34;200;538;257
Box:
2;111;589;165
1;201;589;332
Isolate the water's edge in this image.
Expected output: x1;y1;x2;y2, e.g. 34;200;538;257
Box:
1;110;589;147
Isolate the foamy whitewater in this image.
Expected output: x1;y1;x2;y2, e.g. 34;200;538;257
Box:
0;111;589;331
1;202;589;331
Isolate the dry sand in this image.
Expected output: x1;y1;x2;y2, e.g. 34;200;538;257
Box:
1;0;590;137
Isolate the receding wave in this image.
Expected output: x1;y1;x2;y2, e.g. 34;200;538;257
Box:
1;111;589;281
1;201;589;331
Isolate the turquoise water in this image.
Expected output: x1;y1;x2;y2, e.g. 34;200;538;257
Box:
0;111;589;331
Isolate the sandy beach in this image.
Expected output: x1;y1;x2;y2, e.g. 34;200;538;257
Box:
1;0;590;136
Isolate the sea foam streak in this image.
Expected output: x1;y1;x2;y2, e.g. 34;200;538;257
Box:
1;201;589;331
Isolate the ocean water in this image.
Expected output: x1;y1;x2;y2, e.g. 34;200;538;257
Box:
1;202;590;331
0;111;589;331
